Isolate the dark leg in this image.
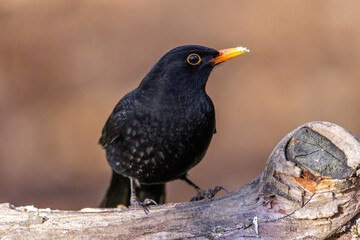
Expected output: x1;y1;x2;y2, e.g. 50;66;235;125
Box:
129;177;138;205
130;178;157;214
180;175;228;202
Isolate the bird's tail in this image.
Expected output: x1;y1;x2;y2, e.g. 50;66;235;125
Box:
99;170;166;208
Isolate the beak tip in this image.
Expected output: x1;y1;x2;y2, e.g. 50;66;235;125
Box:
236;46;250;53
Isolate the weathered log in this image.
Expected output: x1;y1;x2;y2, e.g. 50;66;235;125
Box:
1;121;360;239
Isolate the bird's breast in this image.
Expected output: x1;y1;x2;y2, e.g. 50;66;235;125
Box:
107;96;215;183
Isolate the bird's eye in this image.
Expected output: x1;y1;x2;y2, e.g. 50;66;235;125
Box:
187;53;201;65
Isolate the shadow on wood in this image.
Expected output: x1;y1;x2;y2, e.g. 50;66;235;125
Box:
1;121;360;239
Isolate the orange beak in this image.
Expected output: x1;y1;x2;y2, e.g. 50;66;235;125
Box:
210;46;250;65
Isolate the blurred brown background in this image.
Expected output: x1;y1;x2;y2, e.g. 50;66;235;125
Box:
0;0;359;210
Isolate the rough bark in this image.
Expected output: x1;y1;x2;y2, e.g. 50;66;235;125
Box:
1;121;360;240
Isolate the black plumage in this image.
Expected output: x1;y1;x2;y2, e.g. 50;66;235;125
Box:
99;45;248;211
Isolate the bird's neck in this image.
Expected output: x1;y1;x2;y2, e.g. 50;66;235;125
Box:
136;83;211;112
138;77;208;102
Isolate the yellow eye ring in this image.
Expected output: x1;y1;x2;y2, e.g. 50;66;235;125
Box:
187;53;201;65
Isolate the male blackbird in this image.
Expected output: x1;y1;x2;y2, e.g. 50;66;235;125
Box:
99;45;249;212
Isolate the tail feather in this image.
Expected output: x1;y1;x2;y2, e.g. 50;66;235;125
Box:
100;170;166;208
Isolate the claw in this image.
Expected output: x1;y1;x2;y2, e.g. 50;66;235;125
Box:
132;198;158;214
208;188;214;199
209;186;228;199
190;194;205;202
133;200;151;214
189;186;228;202
143;198;158;206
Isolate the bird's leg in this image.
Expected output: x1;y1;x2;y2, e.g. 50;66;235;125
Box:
180;175;228;202
180;175;207;201
129;178;157;214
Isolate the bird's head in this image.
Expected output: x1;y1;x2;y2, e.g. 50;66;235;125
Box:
138;45;249;97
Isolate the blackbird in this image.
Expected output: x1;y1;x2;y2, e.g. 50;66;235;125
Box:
99;45;249;212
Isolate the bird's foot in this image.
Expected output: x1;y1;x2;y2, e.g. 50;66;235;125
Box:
190;186;228;202
131;198;158;214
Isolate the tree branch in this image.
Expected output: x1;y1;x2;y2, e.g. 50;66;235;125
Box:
1;121;360;239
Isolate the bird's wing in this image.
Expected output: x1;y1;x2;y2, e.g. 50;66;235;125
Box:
98;96;134;149
213;117;217;134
